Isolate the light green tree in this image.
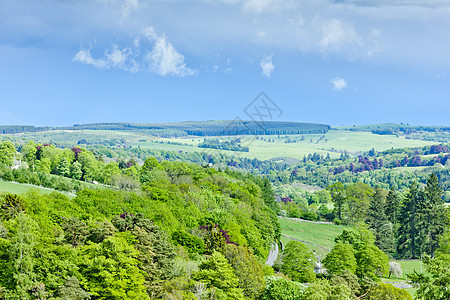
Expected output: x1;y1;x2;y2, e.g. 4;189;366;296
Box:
194;251;245;299
281;241;316;283
0;141;16;166
323;243;357;275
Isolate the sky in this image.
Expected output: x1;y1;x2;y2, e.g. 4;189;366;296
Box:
1;0;450;127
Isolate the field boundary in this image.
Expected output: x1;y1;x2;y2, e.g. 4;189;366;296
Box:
279;216;334;225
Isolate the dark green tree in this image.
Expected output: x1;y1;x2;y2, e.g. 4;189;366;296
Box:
366;187;394;252
385;187;400;224
421;173;448;257
397;182;423;258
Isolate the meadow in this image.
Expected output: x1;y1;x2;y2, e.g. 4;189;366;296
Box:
0;180;74;197
6;129;435;161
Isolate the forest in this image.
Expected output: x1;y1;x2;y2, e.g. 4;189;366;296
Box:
0;137;449;299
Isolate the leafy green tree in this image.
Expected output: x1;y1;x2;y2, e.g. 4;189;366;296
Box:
409;254;450;300
112;213;175;298
302;279;352;300
366;282;412;300
62;217;90;247
397;182;423;258
281;241;316;283
7;212;39;299
194;251;245;299
21;141;37;170
345;182;372;225
0;141;16;166
78;232;149;299
356;244;389;279
327;182;346;220
261;276;305;300
323;243;357;275
57;276;91;300
223;244;265;299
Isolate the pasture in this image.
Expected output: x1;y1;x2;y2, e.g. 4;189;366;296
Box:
5;129;435;161
279;216;344;258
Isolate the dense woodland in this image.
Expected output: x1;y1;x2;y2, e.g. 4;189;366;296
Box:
0;139;450;299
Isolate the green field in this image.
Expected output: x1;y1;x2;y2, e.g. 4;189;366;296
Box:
279;217;345;258
5;129;435;161
0;181;74;198
139;130;434;160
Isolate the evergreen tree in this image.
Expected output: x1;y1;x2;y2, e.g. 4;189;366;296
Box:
421;173;448;257
366;188;394;252
385;187;400;224
397;182;423;258
57;157;71;177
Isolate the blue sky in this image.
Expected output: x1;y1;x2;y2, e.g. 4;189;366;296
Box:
1;0;450;127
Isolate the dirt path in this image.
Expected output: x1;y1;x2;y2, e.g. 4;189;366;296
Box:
266;243;279;266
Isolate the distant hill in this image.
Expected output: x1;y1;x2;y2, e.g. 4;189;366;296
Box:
60;120;332;136
0;125;50;134
338;123;450;134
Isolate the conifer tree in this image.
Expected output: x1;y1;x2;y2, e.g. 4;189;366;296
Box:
366;188;394;252
421;173;448;257
385;187;400;224
397;182;423;258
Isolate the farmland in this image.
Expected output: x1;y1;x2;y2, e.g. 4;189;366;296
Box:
6;129;435;161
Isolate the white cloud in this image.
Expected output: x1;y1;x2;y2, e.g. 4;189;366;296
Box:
73;27;197;76
121;0;139;19
260;54;275;78
146;35;197;76
319;18;361;52
331;77;347;90
73;45;138;72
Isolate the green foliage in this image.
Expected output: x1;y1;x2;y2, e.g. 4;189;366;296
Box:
0;141;16;167
281;241;316;283
57;276;91;299
302;279;352;300
327;182;346;220
323;243;357;275
356;244;389;279
78;232;149;299
223;244;265;299
194;251;245;299
366;187;394;252
366;282;412;300
261;276;305;300
0;193;25;220
172;230;205;254
410;254;450;300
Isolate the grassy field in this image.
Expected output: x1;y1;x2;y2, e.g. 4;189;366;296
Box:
139;130;435;160
4;129;435;161
279;217;345;258
0;181;74;198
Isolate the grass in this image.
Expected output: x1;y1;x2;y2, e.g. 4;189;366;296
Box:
138;130;435;160
279;217;345;258
5;129;435;161
0;181;75;198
